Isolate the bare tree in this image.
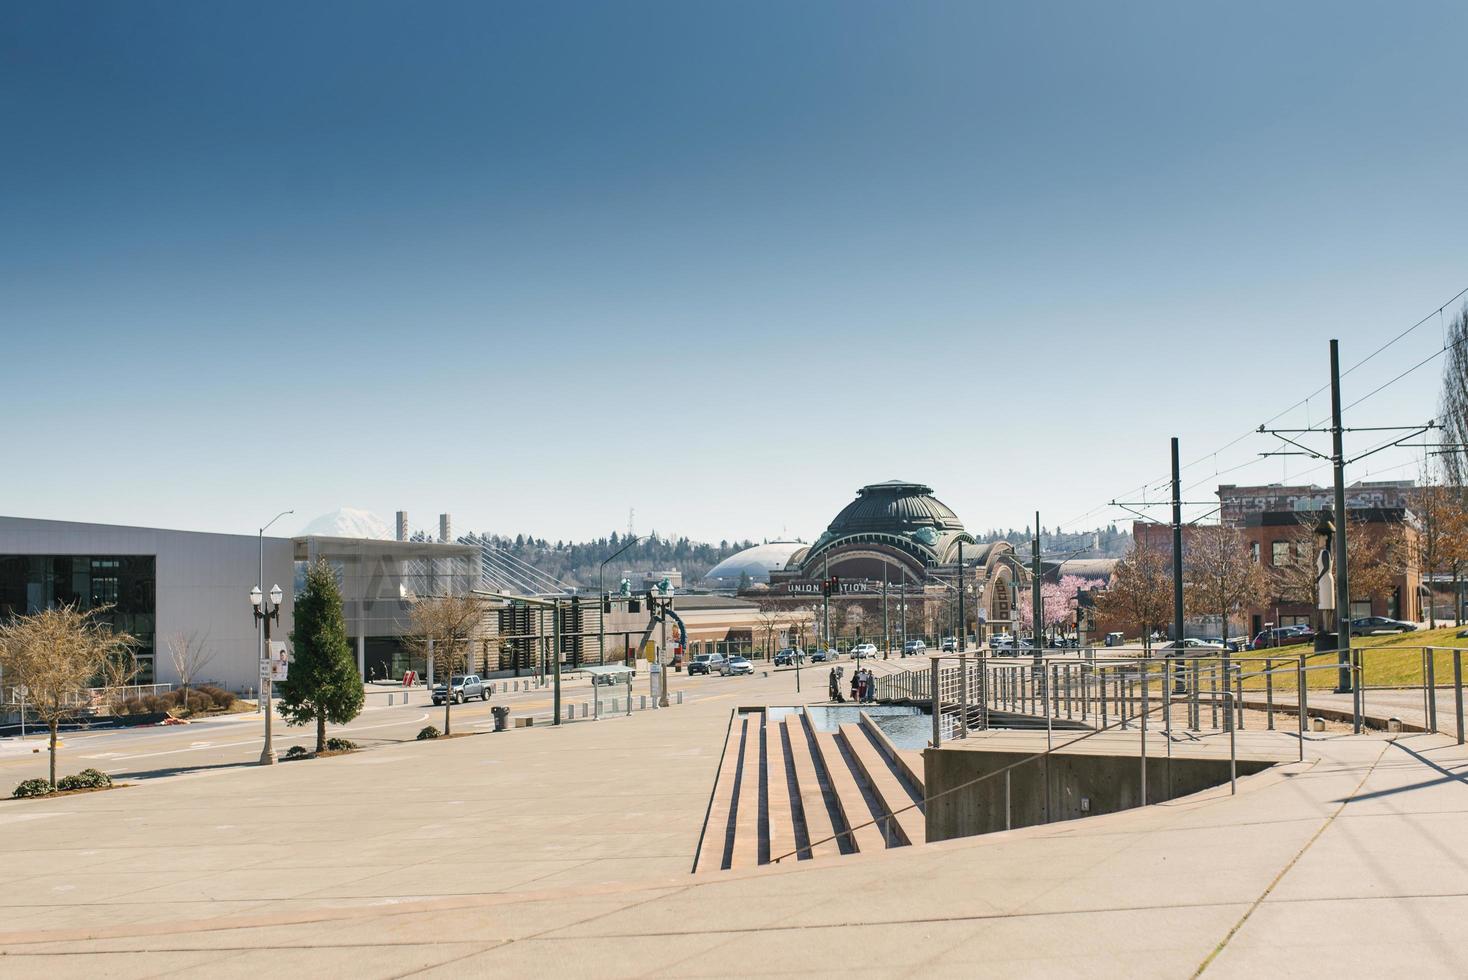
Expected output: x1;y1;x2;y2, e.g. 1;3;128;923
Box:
403;595;484;736
1185;525;1268;650
1273;512;1396;617
1439;304;1468;487
1099;541;1172;654
754;608;785;661
0;606;135;788
166;630;216;702
1399;476;1468;628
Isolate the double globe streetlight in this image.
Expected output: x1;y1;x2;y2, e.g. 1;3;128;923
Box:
250;582;285;764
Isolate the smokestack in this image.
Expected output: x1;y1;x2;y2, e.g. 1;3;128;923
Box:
396;511;408;542
439;513;451;543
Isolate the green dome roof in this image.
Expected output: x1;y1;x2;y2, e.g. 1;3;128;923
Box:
824;481;966;538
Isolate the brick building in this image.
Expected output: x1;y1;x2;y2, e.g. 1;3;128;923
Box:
1133;480;1421;641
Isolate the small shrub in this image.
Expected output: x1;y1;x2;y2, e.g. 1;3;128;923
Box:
57;769;112;791
284;745;310;759
198;685;235;709
325;737;357;752
13;778;54;799
141;694;164;713
122;697;146;715
416;725;441;740
185;692;211;714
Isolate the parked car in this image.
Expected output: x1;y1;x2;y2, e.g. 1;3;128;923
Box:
1199;636;1250;652
940;636;958;652
722;656;754;676
901;639;927;656
431;674;487;705
1250;627;1313;650
810;648;839;663
851;642;878;658
688;654;726;676
774;648;805;666
1350;616;1417;636
989;633;1014;649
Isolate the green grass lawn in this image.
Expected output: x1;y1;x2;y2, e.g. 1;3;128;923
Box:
1232;626;1468;691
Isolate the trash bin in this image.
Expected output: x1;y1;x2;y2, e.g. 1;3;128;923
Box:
492;705;510;732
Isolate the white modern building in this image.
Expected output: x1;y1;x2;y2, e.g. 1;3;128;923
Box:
0;516;477;693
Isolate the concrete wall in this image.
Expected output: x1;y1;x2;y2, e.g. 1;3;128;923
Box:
923;745;1274;842
0;517;295;693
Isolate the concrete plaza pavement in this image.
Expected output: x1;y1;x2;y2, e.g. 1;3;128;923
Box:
2;661;1468;976
0;666;776;785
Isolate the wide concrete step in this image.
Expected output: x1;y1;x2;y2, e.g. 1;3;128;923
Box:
808;722;888;854
783;715;844;860
694;714;746;873
729;712;763;870
837;722;925;846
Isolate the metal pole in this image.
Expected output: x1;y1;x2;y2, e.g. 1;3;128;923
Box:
1171;437;1186;694
1031;512;1042;667
659;602;670;708
959;653;968;738
931;655;941;747
1141;660;1149;806
1454;650;1463;745
822;553;830;656
552;600;562;725
1297;654;1306;762
1328;340;1354;719
882;565;890;659
957;541;966;653
1265;656;1274;730
1228;671;1237;795
1426;649;1438;734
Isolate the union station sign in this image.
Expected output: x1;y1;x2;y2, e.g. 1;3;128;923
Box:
782;579;880;595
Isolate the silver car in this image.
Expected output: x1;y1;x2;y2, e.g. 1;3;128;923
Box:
432;674;487;705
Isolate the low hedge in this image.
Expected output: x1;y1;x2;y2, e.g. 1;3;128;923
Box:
13;778;53;799
284;745;311;759
57;768;111;791
325;737;357;752
416;725;441;740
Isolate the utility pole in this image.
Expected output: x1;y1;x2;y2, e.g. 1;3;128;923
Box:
822;553;831;654
957;541;966;653
1171;437;1187;693
1031;512;1042;664
900;571;908;654
882;565;890;659
1329;339;1353;699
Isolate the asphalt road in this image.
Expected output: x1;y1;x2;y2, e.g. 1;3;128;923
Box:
0;666;789;787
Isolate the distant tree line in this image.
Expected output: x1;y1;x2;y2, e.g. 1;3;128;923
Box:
973;524;1132;558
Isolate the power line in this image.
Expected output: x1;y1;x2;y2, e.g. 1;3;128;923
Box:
1056;281;1467;532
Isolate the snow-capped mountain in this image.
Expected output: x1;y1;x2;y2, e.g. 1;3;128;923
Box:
299;508;392;540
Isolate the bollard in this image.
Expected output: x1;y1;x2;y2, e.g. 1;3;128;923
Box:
640;695;647;710
677;691;684;705
1311;716;1326;732
1265;657;1274;730
1387;717;1403;733
611;698;618;712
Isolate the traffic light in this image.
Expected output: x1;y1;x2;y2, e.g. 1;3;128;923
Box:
821;578;831;597
829;576;840;596
603;598;613;614
628;598;641;613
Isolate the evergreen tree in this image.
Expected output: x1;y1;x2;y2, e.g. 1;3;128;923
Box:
277;559;364;752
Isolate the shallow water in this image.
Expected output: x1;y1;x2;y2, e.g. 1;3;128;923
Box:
766;704;931;750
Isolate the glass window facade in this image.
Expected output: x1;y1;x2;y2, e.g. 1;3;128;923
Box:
0;555;156;682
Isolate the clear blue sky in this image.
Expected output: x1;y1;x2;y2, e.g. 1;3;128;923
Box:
4;1;1466;544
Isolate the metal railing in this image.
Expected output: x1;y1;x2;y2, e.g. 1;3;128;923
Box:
873;645;1468;752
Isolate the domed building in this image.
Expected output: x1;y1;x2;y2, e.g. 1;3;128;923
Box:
759;480;1031;641
701;541;807;588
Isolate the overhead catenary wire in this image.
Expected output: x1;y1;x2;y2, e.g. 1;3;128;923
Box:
1055;281;1468;533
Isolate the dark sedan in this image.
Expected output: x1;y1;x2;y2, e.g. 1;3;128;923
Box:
1349;616;1417;636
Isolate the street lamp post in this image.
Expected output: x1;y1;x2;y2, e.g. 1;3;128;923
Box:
250;582;285;765
256;510;293;714
599;535;644;667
